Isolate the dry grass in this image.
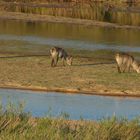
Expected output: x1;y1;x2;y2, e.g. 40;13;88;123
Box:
0;1;140;26
0;103;140;140
0;49;140;139
0;49;140;95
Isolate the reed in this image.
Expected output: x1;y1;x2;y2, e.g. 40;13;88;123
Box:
0;1;140;26
0;102;140;140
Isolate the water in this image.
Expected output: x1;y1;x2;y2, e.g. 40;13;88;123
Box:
0;89;140;120
0;20;140;120
0;19;140;54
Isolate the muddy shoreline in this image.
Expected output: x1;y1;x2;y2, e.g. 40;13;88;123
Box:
0;11;140;30
0;85;140;98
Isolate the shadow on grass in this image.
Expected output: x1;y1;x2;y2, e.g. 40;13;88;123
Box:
0;55;116;67
0;54;49;59
73;62;115;67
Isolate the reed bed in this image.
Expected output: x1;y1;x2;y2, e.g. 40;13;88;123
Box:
0;102;139;139
0;1;140;25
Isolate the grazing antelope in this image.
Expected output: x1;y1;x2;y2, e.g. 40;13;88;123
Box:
115;52;140;73
50;47;73;67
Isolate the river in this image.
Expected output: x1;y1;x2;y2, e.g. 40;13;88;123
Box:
0;19;140;54
0;89;140;120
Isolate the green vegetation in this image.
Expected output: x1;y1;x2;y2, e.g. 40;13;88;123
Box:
0;103;140;140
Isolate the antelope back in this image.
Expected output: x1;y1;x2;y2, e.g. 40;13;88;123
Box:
115;53;134;66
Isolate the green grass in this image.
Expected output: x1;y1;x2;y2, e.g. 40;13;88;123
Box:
0;103;140;140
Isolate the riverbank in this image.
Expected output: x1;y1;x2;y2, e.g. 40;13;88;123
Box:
0;50;140;97
1;0;140;26
0;11;140;30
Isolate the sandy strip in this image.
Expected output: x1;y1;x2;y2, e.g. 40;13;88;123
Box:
0;85;140;98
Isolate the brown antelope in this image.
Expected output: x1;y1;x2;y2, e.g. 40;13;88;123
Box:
50;47;73;67
115;52;140;73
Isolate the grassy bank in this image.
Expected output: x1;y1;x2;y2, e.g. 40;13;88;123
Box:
0;49;140;96
0;1;140;26
0;11;140;30
0;104;140;140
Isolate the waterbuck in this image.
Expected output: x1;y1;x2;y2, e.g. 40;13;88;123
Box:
50;47;73;67
115;52;140;73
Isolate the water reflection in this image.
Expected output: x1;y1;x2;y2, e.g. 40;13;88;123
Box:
0;20;140;53
1;34;140;52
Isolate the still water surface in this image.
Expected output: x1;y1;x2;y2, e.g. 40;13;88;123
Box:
0;20;140;53
0;89;140;120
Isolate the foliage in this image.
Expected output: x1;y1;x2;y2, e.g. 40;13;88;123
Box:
0;103;140;140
